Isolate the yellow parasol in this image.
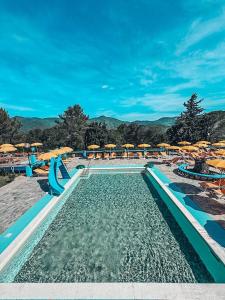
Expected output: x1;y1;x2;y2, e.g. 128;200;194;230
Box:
206;159;225;170
31;142;43;147
0;146;17;153
105;144;116;148
193;143;208;148
0;144;14;147
157;143;170;148
38;152;57;161
15;143;26;147
122;144;134;148
88;144;100;150
138;144;151;148
197;141;211;144
52;149;66;155
181;146;199;152
212;142;225;147
214;150;225;156
60;146;73;153
167;146;181;150
178;141;191;145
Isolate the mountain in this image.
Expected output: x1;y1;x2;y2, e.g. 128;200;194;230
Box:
16;115;176;132
15;116;58;132
87;116;125;128
15;112;225;135
205;110;225;140
133;117;177;127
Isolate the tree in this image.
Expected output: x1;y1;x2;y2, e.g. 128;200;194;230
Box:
0;108;21;143
84;122;109;147
167;94;205;143
55;105;88;149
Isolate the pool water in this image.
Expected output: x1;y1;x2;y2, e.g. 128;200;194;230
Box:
14;172;213;283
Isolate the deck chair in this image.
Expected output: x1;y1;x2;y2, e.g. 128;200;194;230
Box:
121;152;128;158
152;152;160;158
160;152;167;157
162;156;181;166
110;152;117;159
87;153;95;159
103;153;110;159
34;168;49;176
208;188;225;198
95;153;102;159
145;152;152;158
128;152;134;159
199;179;225;192
137;152;143;159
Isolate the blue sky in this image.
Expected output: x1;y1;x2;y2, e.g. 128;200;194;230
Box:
0;0;225;120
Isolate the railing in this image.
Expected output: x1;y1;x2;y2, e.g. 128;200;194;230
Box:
80;160;91;177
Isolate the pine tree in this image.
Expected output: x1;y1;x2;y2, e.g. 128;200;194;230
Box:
0;108;21;143
55;105;88;149
167;94;205;143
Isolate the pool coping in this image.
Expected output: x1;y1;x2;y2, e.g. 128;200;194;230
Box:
1;165;225;268
0;282;225;299
0;169;83;272
147;167;225;266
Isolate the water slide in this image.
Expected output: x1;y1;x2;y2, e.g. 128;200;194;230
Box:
48;156;71;195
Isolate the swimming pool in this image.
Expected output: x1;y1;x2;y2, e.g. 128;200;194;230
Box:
0;167;224;284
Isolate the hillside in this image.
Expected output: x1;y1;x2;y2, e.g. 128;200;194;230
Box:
15;116;58;132
87;116;125;128
133;117;177;127
14;112;225;137
16;115;177;132
206;110;225;140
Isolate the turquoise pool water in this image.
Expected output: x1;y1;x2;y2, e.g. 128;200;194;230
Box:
14;172;213;283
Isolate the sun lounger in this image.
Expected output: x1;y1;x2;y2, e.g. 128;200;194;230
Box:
40;165;49;171
87;153;95;159
34;168;49;176
199;179;225;191
110;152;117;159
95;153;102;159
208;188;225;198
103;153;110;159
128;152;134;159
137;152;143;159
160;152;167;157
162;156;181;166
121;152;128;158
151;152;160;158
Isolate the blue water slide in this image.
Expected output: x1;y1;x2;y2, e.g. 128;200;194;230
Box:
57;156;71;179
48;157;64;195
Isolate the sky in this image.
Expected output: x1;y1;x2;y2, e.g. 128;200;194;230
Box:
0;0;225;120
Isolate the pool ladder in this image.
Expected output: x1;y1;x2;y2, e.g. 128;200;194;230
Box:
81;160;91;178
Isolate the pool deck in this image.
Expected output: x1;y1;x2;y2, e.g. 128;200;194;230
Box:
1;282;225;300
0;156;225;236
1;157;225;299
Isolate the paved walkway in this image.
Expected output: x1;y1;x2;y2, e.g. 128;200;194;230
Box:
0;176;48;234
0;157;224;235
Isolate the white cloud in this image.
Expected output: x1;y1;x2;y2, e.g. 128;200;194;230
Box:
176;7;225;54
0;102;35;111
166;80;202;93
140;78;153;86
101;85;109;89
120;93;185;112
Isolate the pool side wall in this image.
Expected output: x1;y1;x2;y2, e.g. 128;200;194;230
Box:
146;167;225;283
